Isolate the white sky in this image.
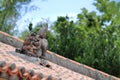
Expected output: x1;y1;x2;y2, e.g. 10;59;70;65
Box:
17;0;97;31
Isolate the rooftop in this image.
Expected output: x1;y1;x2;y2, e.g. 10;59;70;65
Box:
0;31;119;80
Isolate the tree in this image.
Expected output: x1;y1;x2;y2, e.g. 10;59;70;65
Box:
48;0;120;77
19;22;50;39
75;0;120;77
0;0;31;35
51;16;80;59
19;0;120;77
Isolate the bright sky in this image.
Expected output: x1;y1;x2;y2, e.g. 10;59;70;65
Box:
17;0;97;31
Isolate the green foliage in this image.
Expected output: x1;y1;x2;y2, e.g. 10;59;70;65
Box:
48;0;120;77
75;0;120;77
51;16;79;59
75;26;120;76
19;0;120;77
0;0;31;35
19;22;50;40
31;22;43;34
28;22;33;31
19;29;29;40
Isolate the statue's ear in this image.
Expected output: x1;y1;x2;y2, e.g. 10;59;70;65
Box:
37;23;48;38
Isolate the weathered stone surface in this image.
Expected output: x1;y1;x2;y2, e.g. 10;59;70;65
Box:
15;24;48;59
0;31;23;48
0;31;119;80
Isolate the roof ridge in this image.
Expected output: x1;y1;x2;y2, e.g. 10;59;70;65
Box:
0;31;119;80
0;41;94;80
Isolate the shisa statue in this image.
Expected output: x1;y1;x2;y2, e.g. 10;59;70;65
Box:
16;24;48;59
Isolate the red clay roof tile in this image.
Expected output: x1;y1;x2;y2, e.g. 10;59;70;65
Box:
0;31;119;80
0;41;94;80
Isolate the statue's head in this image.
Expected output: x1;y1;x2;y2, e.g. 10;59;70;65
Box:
37;23;48;38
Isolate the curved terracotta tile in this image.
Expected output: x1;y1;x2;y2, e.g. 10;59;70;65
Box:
0;65;9;73
7;67;18;76
0;61;6;67
31;75;40;80
38;72;44;79
18;66;26;78
18;71;24;79
23;72;32;80
28;69;35;77
0;38;96;80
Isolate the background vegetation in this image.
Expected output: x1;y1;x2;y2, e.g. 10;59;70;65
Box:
0;0;120;77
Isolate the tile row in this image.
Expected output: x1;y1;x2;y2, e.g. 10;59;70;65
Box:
0;61;61;80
